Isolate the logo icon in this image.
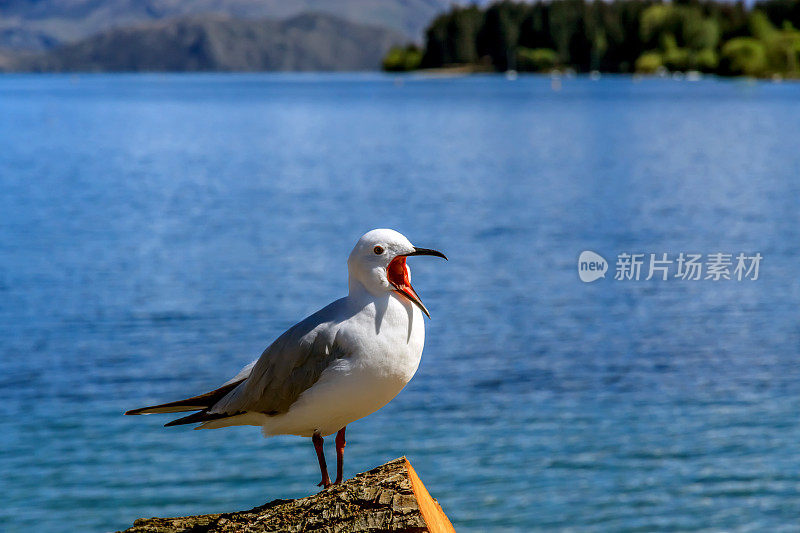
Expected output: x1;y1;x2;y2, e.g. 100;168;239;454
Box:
578;251;607;283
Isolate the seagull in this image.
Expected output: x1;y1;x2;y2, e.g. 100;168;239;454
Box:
126;229;446;488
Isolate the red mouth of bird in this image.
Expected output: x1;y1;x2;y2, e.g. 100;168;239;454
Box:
387;255;430;318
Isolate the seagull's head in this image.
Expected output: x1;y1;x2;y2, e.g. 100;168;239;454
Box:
347;228;447;318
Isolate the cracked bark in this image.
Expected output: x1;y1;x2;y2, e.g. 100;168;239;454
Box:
120;457;455;533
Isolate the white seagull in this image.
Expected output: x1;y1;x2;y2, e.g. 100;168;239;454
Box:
126;229;446;488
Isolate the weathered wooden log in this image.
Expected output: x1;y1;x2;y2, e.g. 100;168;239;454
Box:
120;457;455;532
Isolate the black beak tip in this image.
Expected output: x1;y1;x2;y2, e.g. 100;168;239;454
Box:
410;247;448;261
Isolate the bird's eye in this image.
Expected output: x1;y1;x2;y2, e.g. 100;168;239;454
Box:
373;245;384;255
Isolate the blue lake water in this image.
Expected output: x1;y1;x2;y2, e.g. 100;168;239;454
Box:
1;73;800;532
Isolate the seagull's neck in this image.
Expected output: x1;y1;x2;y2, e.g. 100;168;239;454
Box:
347;275;373;301
347;273;423;340
347;274;391;309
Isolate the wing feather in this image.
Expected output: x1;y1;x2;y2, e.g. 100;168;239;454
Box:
125;379;245;415
208;300;350;417
127;297;351;427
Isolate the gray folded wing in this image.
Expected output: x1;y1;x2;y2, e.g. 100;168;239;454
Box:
208;304;350;417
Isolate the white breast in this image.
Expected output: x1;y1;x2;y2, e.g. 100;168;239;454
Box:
262;292;425;437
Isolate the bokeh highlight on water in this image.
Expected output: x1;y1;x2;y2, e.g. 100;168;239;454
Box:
1;74;799;532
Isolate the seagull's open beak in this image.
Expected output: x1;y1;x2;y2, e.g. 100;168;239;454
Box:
387;247;447;319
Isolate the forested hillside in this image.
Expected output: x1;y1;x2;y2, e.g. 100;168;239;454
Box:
383;0;800;77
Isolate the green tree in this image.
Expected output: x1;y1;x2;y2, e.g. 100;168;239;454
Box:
421;14;450;67
519;3;553;50
749;11;800;73
446;7;484;64
635;51;663;72
684;13;720;50
757;0;800;33
406;0;800;77
382;45;423;72
477;1;528;70
548;0;592;70
694;48;719;71
517;47;559;71
719;37;768;75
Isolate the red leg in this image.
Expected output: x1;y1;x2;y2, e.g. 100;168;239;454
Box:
334;426;346;484
312;432;331;488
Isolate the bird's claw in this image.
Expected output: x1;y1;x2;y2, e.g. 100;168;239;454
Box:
318;478;332;489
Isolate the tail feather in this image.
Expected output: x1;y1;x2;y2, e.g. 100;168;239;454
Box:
164;410;243;427
125;379;244;416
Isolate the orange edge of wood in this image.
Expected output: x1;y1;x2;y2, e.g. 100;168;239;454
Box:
403;458;457;533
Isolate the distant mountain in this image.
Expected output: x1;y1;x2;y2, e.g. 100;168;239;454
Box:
5;13;406;72
0;0;449;50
